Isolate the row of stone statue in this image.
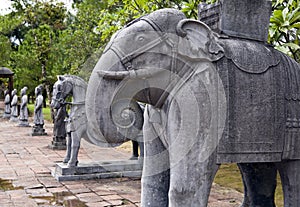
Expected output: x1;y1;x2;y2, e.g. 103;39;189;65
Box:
2;85;46;135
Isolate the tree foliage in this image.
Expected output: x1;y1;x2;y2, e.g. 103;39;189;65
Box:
270;0;300;62
0;0;68;104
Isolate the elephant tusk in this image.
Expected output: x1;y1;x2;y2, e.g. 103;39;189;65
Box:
97;71;130;80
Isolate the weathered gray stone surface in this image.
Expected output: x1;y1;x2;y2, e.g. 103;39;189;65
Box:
32;85;47;136
85;5;300;207
2;89;11;118
9;89;18;122
50;104;67;150
18;86;30;127
51;75;87;167
52;160;143;181
219;0;272;42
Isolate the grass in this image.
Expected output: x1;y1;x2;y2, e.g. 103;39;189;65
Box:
215;164;283;207
27;103;52;122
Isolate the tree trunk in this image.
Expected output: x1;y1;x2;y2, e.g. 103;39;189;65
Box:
41;62;54;122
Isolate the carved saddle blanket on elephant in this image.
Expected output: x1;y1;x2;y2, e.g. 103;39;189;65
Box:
216;38;300;163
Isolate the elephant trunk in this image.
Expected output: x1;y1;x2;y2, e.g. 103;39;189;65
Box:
85;50;144;147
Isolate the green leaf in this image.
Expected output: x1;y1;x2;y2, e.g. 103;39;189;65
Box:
282;7;289;21
275;45;290;54
280;27;289;34
283;42;300;50
289;10;300;24
272;10;284;23
292;22;300;29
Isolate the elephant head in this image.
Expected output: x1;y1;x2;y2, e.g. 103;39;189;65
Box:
85;8;225;146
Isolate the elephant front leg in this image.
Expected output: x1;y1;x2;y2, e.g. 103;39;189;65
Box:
142;138;170;207
141;107;170;207
67;131;80;167
168;147;219;207
238;163;277;207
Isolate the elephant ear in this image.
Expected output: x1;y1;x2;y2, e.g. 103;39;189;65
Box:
176;19;224;62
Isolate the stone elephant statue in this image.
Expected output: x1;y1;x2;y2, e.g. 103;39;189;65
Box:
85;8;300;207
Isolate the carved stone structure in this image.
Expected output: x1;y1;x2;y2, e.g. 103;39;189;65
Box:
49;104;67;149
130;103;145;160
18;86;30;127
51;75;87;166
84;3;300;207
32;85;47;136
52;160;143;181
2;89;11;119
9;89;18;122
0;67;14;99
51;75;145;181
199;0;272;42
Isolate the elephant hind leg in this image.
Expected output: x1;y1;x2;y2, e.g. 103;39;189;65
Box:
276;160;300;207
238;163;277;207
237;164;250;207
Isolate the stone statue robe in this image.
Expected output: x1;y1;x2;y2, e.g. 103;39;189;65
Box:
10;94;18;117
53;105;67;138
19;94;28;121
4;93;11;115
34;94;44;125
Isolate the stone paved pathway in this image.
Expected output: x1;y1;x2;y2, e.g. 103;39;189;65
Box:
0;117;243;207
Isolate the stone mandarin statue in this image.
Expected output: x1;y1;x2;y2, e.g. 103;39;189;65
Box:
34;85;44;126
18;86;30;127
2;89;11;118
32;85;47;136
9;89;18;122
51;103;67;149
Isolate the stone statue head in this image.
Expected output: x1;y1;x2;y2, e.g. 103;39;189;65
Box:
21;86;28;96
4;89;9;96
12;89;17;96
35;85;43;96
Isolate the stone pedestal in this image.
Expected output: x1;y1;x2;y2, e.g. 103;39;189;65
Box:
18;120;30;127
9;116;18;122
31;125;47;136
2;113;10;119
52;160;143;181
48;137;66;150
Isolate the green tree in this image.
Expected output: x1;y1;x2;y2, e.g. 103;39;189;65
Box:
270;0;300;62
0;35;11;66
55;0;104;79
0;0;299;103
95;0;299;63
0;0;68;106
